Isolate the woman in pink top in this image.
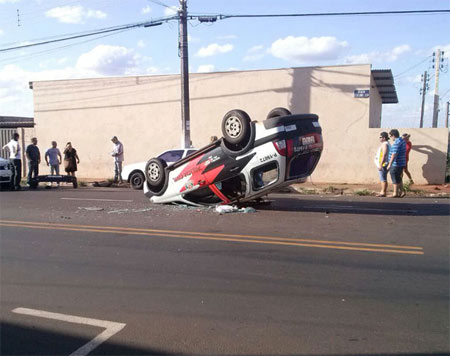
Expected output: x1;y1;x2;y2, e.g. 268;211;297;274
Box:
402;133;413;184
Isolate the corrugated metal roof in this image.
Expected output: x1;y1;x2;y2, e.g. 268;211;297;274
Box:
371;69;398;104
0;116;34;128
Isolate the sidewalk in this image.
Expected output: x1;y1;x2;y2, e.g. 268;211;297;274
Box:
290;181;450;198
80;179;450;198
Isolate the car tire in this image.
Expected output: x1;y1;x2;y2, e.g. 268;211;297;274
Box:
221;109;251;148
130;171;145;190
266;107;291;120
145;158;167;192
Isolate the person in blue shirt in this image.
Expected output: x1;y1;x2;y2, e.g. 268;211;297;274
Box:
386;129;407;198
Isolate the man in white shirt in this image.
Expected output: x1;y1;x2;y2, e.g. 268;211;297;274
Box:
111;136;124;184
2;132;22;190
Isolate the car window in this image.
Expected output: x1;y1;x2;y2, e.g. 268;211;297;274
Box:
158;150;184;162
186;150;197;157
252;162;279;190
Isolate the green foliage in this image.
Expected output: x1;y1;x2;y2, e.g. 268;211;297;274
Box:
297;188;317;195
354;189;373;196
403;180;425;195
78;180;88;187
323;185;338;193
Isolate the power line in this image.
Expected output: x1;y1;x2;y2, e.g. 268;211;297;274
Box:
0;28;134;65
440;87;450;99
394;56;432;79
147;0;175;10
0;17;175;53
1;9;448;54
214;9;450;20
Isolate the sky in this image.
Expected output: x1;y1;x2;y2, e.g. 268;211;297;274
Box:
0;0;449;128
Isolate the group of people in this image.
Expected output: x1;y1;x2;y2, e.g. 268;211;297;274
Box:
375;129;413;198
2;133;80;190
2;133;124;190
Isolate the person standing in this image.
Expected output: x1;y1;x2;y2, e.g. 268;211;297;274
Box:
386;129;407;198
63;142;80;177
111;136;124;184
45;141;62;186
374;131;390;197
2;132;22;190
45;141;62;175
25;137;41;186
402;133;414;184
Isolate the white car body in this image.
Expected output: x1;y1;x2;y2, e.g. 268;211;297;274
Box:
122;148;197;189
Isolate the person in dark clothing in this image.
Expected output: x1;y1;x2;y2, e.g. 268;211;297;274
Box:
26;137;41;185
63;142;80;177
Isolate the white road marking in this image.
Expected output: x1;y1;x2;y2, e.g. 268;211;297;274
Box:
61;198;133;202
12;307;126;356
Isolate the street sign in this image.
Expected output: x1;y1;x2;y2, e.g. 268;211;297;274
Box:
354;89;370;98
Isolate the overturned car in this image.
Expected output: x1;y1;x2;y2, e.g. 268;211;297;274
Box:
143;107;323;206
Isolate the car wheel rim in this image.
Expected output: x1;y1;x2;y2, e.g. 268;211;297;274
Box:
132;175;142;186
225;116;242;138
148;163;160;182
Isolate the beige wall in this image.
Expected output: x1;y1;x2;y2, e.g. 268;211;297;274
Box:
32;64;449;184
369;76;382;128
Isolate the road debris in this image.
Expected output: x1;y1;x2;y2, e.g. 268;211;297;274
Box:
215;205;256;214
78;207;104;211
108;208;153;214
108;209;129;214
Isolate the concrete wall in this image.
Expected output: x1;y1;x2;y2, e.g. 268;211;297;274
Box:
369;76;382;128
32;64;449;184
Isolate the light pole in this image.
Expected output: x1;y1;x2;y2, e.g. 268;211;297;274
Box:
179;0;191;148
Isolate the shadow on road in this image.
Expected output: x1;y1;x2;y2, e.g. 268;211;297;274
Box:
2;320;449;356
254;195;450;217
0;321;176;356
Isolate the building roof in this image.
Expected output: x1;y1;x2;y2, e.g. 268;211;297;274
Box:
0;116;35;128
371;69;398;104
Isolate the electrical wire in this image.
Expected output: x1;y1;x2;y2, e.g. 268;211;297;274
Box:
440;88;450;99
0;28;134;64
1;9;448;54
147;0;176;10
0;16;178;53
216;9;450;19
394;56;432;79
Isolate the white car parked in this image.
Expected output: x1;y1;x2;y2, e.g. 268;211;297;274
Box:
122;148;197;189
0;157;13;189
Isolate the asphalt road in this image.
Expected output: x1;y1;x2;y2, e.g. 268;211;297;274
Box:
0;187;449;356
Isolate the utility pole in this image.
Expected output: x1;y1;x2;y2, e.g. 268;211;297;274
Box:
179;0;190;148
432;49;443;127
419;71;428;128
446;101;449;129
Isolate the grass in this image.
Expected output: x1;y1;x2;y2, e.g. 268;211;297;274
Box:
354;189;373;196
297;188;318;195
78;180;88;187
323;185;343;194
403;180;425;195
